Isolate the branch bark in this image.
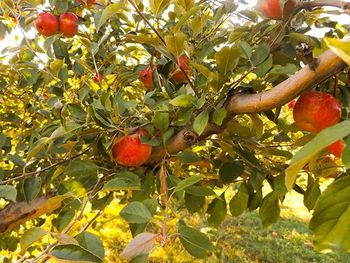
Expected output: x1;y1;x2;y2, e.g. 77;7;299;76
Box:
147;38;349;164
298;0;350;10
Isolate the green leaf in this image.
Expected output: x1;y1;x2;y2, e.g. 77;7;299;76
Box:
102;172;141;191
23;176;41;203
215;46;241;75
20;227;47;252
174;175;204;193
324;37;350;66
120;202;152;224
164;32;187;57
229;183;249;217
50;244;102;262
177;150;201;163
259;192;280;227
343;136;350;168
310;176;350;252
238;41;252;59
149;0;171;16
213;108;227;126
219;161;244;184
0;185;17;202
170;94;194;107
207;195;227;227
304;176;321;211
193;110;209;136
59;180;87;198
76;231;105;260
185;193;205;214
179;225;213;259
153;112;169;132
96;3;124;32
173;5;203;32
26;137;51;161
249;113;264;138
53;39;69;61
66;159;99;179
251;43;270;66
285;120;350;191
255;54;272;77
185;186;216;196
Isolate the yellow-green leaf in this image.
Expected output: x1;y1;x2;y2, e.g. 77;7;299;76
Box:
215;46;241;75
324;37;350;66
149;0;171;16
164;32;187;58
96;2;124;32
285;120;350;191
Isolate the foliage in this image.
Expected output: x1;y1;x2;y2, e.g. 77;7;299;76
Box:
0;0;350;261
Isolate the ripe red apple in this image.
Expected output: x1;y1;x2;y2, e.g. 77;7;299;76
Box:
139;67;154;90
257;0;296;20
59;12;78;38
112;129;152;167
171;55;191;84
327;140;344;158
93;72;103;83
293;91;341;133
287;99;296;109
35;12;59;37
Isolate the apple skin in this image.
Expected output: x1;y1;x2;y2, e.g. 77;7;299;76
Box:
35;13;59;37
327;140;344;158
257;0;296;20
293;91;341;133
171;55;191;83
93;72;103;83
112;129;152;167
139;67;154;90
288;99;296;109
59;12;78;38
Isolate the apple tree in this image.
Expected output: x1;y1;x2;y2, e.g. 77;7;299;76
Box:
1;0;350;261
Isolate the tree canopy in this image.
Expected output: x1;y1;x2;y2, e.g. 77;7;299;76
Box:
1;0;350;261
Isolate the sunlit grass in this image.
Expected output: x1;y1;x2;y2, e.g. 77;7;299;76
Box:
96;190;350;262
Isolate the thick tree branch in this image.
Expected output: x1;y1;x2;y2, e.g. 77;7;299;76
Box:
227;49;347;113
147;38;349;164
298;0;350;10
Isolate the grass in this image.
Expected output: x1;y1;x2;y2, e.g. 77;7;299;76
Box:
97;191;350;262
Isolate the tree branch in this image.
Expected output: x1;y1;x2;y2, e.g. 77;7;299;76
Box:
0;148;90;185
298;0;350;10
147;37;349;164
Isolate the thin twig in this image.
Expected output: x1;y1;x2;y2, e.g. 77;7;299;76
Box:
0;148;90;185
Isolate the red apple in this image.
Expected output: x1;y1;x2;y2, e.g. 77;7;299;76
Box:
35;12;59;37
59;12;78;38
327;140;344;158
93;72;103;83
171;55;191;84
257;0;296;20
112;129;152;167
288;99;296;109
293;91;341;133
139;67;154;90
